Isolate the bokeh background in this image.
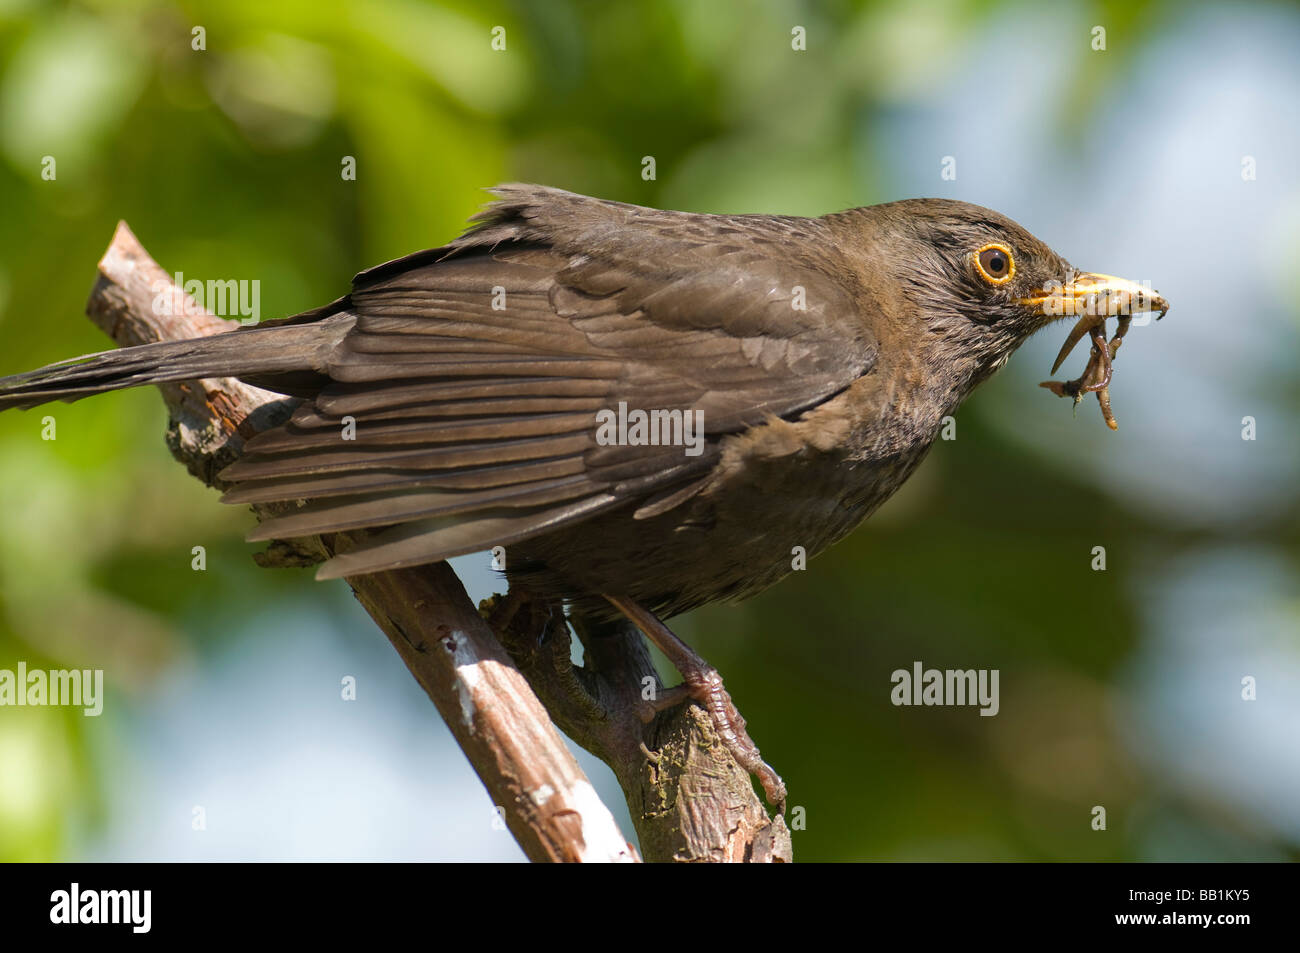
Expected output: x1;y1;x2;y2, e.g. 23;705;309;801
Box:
0;0;1296;862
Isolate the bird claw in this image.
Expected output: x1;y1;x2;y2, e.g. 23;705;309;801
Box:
605;594;787;812
639;663;787;810
684;667;788;811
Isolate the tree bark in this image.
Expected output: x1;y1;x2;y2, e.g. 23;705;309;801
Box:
83;222;790;863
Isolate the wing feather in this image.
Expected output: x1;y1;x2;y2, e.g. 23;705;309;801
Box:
220;186;879;578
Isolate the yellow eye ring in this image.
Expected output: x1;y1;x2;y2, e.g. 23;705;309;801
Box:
973;243;1015;284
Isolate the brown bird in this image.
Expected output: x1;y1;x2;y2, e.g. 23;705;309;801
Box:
0;185;1168;805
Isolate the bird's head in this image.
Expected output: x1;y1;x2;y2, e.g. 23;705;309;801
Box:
839;198;1169;395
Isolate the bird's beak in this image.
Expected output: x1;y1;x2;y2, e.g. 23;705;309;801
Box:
1019;272;1169;324
1025;271;1171;430
1019;272;1170;375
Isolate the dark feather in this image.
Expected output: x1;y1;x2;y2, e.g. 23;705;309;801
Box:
215;186;878;577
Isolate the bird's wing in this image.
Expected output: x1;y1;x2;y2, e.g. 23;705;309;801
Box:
220;185;878;578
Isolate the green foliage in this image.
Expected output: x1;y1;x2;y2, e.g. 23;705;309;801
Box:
0;0;1295;861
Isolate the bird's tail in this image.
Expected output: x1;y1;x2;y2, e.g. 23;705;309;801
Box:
0;314;353;411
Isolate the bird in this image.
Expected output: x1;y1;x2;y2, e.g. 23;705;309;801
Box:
0;185;1169;806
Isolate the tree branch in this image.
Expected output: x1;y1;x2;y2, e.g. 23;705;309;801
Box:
487;595;791;861
83;221;790;863
84;222;637;863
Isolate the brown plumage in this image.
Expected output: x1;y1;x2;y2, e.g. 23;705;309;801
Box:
0;183;1170;614
0;185;1169;802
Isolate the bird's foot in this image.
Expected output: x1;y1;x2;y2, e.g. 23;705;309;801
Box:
605;594;787;812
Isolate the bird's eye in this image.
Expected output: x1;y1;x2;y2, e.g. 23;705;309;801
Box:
974;243;1015;284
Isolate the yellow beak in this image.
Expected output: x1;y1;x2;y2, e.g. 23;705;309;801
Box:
1019;271;1169;322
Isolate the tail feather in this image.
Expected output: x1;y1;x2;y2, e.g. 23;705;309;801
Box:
0;314;354;410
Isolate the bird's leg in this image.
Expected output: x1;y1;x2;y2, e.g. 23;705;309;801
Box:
604;593;787;810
